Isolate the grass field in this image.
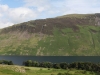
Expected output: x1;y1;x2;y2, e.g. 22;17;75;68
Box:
0;65;99;75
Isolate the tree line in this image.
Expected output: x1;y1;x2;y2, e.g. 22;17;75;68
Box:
0;60;13;65
23;60;100;72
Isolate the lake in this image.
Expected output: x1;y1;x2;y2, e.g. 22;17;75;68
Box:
0;56;100;65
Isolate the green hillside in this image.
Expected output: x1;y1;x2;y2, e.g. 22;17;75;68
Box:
0;13;100;56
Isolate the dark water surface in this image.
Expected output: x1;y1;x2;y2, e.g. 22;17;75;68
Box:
0;56;100;65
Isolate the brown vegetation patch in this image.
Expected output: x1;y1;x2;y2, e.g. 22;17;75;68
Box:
1;14;98;35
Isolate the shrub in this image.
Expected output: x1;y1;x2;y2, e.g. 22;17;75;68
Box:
25;68;30;70
57;72;72;75
48;68;50;70
57;73;63;75
40;68;42;70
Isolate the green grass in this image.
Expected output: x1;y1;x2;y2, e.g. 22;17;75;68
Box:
35;25;100;56
57;14;94;18
0;25;100;55
0;65;99;75
0;65;25;75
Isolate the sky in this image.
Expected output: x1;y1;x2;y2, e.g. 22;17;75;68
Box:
0;0;100;28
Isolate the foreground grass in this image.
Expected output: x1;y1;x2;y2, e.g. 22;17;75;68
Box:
0;65;99;75
25;67;99;75
0;65;25;75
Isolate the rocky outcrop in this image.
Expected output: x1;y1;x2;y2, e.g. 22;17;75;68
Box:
95;17;100;26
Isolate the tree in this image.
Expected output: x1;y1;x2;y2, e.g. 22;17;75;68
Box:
53;63;61;69
25;60;33;67
32;61;39;67
60;62;69;69
8;61;13;65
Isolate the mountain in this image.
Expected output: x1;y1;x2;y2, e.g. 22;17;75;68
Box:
0;13;100;56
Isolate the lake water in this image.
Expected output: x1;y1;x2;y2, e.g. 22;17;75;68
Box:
0;56;100;65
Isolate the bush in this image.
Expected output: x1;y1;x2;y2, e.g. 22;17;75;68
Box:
25;68;30;70
64;73;71;75
90;71;95;74
57;72;72;75
57;73;63;75
48;68;50;70
40;68;42;70
83;70;88;74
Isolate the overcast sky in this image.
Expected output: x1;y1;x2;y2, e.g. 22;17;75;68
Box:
0;0;100;28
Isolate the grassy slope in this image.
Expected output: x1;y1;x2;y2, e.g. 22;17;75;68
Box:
0;65;99;75
0;13;100;56
36;25;100;56
0;25;100;56
57;14;94;18
0;32;40;55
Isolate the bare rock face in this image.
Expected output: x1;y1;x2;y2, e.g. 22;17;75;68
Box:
95;17;100;26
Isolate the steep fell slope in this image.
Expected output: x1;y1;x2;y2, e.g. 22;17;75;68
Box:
0;13;100;56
